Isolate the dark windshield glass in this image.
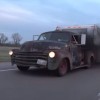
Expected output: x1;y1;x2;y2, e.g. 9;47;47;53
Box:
38;31;70;43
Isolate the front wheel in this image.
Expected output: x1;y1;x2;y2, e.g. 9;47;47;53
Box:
17;65;30;72
57;59;68;76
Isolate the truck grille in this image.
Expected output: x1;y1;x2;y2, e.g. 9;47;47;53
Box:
15;52;48;66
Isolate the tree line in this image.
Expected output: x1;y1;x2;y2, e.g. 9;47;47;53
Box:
0;33;22;46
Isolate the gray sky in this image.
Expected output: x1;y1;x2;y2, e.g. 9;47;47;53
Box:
0;0;100;42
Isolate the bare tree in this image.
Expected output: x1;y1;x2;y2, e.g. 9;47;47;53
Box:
12;33;22;45
0;33;8;44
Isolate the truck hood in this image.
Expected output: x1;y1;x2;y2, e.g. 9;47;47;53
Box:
20;40;66;52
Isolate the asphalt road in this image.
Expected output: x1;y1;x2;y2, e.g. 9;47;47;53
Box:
0;62;100;100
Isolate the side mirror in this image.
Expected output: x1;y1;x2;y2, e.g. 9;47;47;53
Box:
81;34;86;45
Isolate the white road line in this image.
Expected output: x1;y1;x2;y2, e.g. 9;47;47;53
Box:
0;69;17;72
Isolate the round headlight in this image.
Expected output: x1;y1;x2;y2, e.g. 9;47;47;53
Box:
9;51;13;56
49;51;55;58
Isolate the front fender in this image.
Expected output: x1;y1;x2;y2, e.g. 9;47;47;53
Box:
10;49;19;65
47;52;70;70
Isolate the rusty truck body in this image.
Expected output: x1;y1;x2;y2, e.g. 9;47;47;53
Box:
9;24;100;76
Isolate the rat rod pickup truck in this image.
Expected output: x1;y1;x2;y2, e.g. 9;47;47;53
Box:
9;24;100;76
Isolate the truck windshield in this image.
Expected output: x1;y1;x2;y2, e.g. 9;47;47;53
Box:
38;31;70;43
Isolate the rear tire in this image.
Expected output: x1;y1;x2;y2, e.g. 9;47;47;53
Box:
86;56;94;68
57;59;68;76
17;65;29;72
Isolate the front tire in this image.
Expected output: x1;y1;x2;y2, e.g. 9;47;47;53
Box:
17;65;30;72
57;59;68;76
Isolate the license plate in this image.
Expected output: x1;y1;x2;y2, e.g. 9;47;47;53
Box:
37;59;47;66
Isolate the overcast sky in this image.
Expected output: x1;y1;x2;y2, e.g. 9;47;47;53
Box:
0;0;100;42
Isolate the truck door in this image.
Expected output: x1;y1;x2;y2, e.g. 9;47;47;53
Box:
71;35;83;67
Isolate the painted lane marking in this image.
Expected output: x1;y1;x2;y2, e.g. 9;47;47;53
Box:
0;69;17;72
